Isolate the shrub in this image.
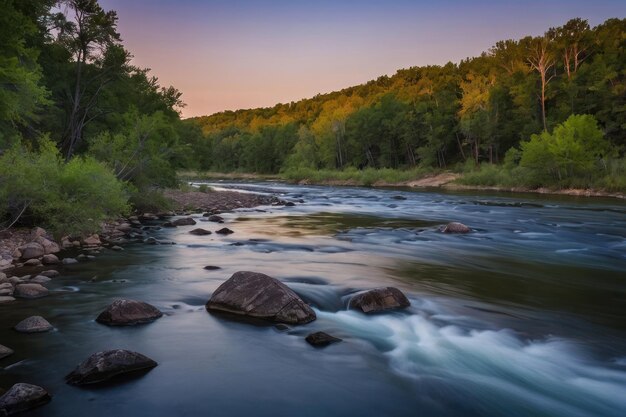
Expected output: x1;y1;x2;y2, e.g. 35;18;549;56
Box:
519;114;612;183
0;138;130;237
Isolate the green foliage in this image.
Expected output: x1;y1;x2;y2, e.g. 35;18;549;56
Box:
0;138;129;236
281;166;435;186
0;0;51;145
88;110;180;188
128;188;173;214
519;114;612;182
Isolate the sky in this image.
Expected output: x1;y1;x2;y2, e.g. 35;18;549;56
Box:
99;0;626;118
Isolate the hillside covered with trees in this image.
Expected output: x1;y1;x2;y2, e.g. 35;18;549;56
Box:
188;17;625;190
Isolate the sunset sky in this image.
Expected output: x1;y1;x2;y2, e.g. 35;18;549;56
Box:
99;0;626;118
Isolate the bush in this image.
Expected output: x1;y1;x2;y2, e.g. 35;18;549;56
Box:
128;188;173;214
519;114;612;183
0;138;130;237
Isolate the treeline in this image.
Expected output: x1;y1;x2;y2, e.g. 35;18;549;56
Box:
188;18;625;182
0;0;203;235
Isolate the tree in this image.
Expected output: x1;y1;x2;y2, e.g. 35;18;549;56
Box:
525;35;556;131
0;0;51;146
52;0;122;159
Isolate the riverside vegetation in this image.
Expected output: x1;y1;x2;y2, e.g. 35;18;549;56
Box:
188;18;626;193
2;1;625;237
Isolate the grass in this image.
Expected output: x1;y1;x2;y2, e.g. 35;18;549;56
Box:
457;159;626;193
280;166;437;186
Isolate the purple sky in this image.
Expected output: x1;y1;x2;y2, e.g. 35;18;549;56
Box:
99;0;626;118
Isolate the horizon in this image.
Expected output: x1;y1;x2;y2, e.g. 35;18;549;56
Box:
99;0;626;118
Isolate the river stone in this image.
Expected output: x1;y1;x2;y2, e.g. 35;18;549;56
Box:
40;270;59;277
34;236;60;255
62;257;78;265
207;215;224;222
19;242;44;260
0;344;14;359
13;283;48;299
206;271;316;324
189;228;212;236
24;259;42;267
305;332;342;347
0;296;15;303
0;283;13;296
14;283;48;299
96;299;163;326
65;349;158;385
204;265;221;270
349;287;410;313
0;383;51;415
441;222;471;234
215;227;234;235
172;217;196;226
82;234;101;246
14;316;53;333
30;275;51;284
42;254;60;265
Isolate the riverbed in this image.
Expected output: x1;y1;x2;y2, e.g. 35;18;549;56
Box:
1;182;625;417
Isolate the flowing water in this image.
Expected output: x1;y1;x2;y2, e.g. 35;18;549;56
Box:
1;182;626;417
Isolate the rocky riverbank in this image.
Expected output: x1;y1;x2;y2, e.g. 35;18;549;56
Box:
0;188;289;284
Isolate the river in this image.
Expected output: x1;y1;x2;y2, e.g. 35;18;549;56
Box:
1;182;625;417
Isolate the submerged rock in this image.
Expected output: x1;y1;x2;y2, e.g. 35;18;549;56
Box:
441;222;471;234
172;217;196;226
349;287;410;313
207;215;224;222
305;332;342;347
62;257;78;265
14;283;48;299
0;383;51;415
96;299;163;326
65;349;158;385
0;344;14;359
215;227;234;235
14;316;53;333
203;265;221;270
40;270;59;277
189;228;212;236
206;271;316;324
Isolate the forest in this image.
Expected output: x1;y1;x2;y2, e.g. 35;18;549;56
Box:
1;0;624;236
0;0;203;235
188;17;625;189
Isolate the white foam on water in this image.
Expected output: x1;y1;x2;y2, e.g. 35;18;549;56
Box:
316;309;626;417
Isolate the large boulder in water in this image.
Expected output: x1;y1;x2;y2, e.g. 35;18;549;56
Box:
349;287;410;313
0;383;51;415
65;349;158;385
441;222;471;234
206;271;316;324
96;299;163;326
14;316;53;333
